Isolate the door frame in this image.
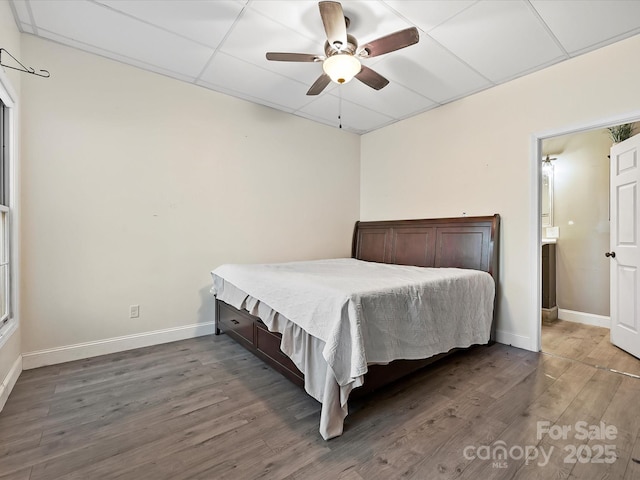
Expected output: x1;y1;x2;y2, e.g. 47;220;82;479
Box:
530;110;640;352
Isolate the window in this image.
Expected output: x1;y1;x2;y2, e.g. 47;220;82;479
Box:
0;67;16;347
0;100;10;332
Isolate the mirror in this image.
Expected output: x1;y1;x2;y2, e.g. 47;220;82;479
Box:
541;159;554;228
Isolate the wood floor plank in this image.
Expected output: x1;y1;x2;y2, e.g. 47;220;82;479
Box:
542;319;640;377
56;415;253;480
27;399;264;480
475;356;538;400
524;362;596;422
240;437;332;480
122;416;277;480
459;412;559;480
350;390;503;479
567;428;635;480
0;469;32;480
0;367;219;447
600;375;640;439
403;413;508;479
1;352;274;449
175;438;269;480
553;368;623;429
0;432;42;458
37;366;307;479
624;431;640;480
483;354;573;427
3;338;224;414
509;434;573;480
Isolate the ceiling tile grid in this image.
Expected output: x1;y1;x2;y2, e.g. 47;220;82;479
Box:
7;0;640;134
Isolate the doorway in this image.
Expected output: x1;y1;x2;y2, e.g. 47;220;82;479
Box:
533;115;640;376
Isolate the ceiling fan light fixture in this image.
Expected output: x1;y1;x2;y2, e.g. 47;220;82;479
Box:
322;54;361;84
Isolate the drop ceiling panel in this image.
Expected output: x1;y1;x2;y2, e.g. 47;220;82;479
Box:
335;1;418;48
95;0;245;49
38;29;199;83
384;0;475;32
218;7;322;82
429;0;566;82
373;36;492;103
250;1;415;46
27;0;215;77
298;93;393;133
531;0;640;54
244;1;330;41
199;52;313;111
337;79;437;120
335;97;395;133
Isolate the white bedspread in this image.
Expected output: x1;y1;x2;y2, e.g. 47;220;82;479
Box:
210;258;495;439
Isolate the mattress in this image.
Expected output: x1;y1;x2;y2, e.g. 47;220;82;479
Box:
211;258;495;439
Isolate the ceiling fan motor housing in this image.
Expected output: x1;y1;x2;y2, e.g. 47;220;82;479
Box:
324;33;358;57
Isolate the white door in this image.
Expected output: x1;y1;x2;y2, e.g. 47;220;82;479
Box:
610;133;640;358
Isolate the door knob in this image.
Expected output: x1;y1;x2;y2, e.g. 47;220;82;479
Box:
605;251;616;258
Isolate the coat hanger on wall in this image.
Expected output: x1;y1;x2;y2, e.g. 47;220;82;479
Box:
0;48;50;78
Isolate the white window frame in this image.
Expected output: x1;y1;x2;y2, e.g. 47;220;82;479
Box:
0;66;19;349
0;205;8;324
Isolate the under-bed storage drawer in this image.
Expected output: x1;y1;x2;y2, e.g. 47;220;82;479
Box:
215;299;304;388
217;302;254;344
255;324;303;382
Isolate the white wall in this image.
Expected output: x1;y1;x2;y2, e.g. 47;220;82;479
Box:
0;0;22;402
361;34;640;350
19;35;360;360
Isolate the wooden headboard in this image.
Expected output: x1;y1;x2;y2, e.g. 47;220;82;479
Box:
352;214;500;281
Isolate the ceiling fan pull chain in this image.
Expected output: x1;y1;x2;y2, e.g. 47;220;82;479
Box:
338;87;342;129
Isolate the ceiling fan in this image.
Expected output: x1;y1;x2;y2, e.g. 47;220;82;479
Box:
266;1;419;95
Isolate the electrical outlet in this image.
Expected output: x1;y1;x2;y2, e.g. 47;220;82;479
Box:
129;305;140;318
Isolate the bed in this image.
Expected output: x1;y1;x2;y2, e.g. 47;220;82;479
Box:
210;214;500;439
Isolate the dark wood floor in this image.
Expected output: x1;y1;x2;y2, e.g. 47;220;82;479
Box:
1;334;639;479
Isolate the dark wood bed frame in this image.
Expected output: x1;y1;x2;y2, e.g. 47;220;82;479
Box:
214;214;500;398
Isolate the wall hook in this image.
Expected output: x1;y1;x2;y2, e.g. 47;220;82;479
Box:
0;48;50;78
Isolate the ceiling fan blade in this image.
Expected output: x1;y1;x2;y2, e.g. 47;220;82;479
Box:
307;73;331;95
355;66;389;90
266;52;322;62
359;27;419;58
319;1;347;50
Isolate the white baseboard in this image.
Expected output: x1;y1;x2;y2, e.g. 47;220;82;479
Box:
495;329;532;351
0;355;22;411
558;309;610;329
22;321;215;370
